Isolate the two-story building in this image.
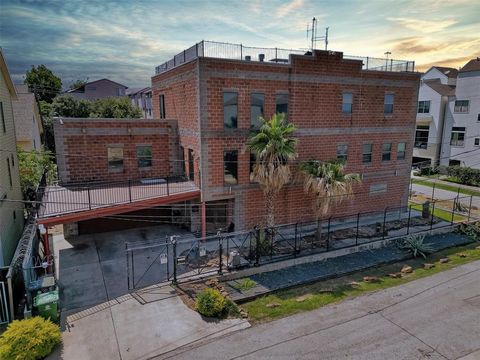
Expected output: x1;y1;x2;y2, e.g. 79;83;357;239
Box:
127;87;153;118
0;50;24;267
66;78;128;100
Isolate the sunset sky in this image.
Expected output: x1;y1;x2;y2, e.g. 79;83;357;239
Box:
1;0;478;87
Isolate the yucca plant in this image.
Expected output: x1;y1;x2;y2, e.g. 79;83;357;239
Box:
399;234;434;259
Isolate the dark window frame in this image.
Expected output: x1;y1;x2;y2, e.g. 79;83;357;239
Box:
107;146;124;172
382;143;392;162
362;143;373;164
249;152;257;183
250;93;265;129
224;150;238;185
454;100;469;113
342;92;353;114
384;94;394;114
223;92;238;129
136;145;153;168
336;144;348;162
275;93;288;118
450;127;466;146
397;142;406;160
414;125;429;149
417;100;431;114
159;94;166;119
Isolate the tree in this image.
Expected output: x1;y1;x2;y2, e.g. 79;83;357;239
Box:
39;101;56;153
300;160;361;242
247;113;297;228
24;65;62;103
17;147;56;200
69;79;87;90
52;95;92;118
90;97;142;118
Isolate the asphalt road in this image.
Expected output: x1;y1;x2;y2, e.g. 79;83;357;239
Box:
411;183;480;208
159;260;480;360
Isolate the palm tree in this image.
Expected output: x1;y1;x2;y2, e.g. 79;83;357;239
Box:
300;160;361;242
247;113;297;228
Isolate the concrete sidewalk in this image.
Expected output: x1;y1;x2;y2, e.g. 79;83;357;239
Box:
48;285;249;360
159;260;480;360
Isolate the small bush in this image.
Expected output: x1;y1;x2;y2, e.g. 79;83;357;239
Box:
458;222;480;241
0;317;61;360
446;166;480;186
234;278;257;292
398;234;434;259
196;288;226;317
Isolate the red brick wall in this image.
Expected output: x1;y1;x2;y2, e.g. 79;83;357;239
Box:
54;118;176;183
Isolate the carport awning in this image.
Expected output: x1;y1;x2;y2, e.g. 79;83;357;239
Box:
37;182;200;227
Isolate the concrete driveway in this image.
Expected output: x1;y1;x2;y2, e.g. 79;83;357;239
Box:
50;225;249;360
54;225;195;311
163;260;480;360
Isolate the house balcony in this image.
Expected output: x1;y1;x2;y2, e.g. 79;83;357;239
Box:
36;175;200;226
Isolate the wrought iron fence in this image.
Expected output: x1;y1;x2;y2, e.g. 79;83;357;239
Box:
127;195;479;289
155;40;415;74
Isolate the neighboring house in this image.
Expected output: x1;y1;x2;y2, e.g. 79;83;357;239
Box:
151;41;420;231
66;78;128;100
413;67;456;167
440;58;480;169
413;59;480;170
0;49;24;267
127;87;153;118
12;84;44;151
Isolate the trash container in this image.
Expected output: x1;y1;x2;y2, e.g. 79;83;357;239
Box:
34;290;59;322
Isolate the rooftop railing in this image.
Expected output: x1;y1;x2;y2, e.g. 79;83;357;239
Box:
155;40;415;75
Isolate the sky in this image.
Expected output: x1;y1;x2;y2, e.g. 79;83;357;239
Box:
1;0;479;88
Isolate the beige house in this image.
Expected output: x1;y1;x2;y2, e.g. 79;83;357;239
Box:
0;49;24;267
12;84;43;151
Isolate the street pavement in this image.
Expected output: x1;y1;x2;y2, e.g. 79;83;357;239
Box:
411;183;480;208
160;260;480;360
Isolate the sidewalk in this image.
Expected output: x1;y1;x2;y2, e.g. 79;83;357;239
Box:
223;232;472;302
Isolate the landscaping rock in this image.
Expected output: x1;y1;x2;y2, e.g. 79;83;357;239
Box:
363;276;380;283
296;294;313;303
266;302;281;308
424;263;435;269
440;258;449;263
389;273;401;278
401;265;413;274
458;253;468;258
349;281;361;288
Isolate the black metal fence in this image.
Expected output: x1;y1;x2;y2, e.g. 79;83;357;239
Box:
126;196;479;289
155;40;415;74
38;174;200;218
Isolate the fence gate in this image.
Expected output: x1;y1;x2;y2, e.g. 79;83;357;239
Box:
0;281;9;325
126;240;172;290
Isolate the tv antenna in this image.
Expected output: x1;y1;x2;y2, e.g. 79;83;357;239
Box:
307;17;329;51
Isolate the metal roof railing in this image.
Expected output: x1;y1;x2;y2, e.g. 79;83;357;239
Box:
155;40;415;75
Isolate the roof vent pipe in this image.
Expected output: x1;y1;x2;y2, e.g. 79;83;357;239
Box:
245;55;251;61
258;54;265;62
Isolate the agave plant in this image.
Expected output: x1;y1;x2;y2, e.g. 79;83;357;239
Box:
399;234;434;259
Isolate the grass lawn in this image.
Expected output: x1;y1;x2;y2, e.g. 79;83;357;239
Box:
412;178;480;197
409;202;466;222
242;240;480;323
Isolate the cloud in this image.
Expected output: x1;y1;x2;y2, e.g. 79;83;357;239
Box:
277;0;304;18
390;37;439;55
387;17;457;33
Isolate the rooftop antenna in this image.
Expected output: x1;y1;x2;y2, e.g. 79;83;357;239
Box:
384;51;391;70
307;18;329;52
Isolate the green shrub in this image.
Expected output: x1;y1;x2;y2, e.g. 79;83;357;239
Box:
458;222;480;241
0;317;61;360
196;288;226;317
446;166;480;186
398;234;434;259
232;278;257;292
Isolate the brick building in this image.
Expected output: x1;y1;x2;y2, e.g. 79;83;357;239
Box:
151;41;420;232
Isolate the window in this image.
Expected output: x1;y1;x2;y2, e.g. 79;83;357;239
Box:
179;145;186;175
159;94;166;119
137;146;152;168
224;150;238;185
13;210;16;221
450;127;466;146
417;100;430;114
107;146;124;171
116;88;125;96
362;143;372;164
449;159;461;166
454;100;469;113
223;92;237;129
342;93;353;114
251;93;264;129
414;125;429;149
474;138;480;146
382;143;392;161
250;153;257;183
336;144;348;161
6;158;12;187
11;154;14;167
384;94;394;114
477;114;480;122
276;93;288;117
1;102;5;133
397;142;406;160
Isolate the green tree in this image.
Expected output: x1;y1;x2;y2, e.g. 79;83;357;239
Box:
17;147;56;200
300;160;361;241
90;97;142;118
52;95;92;118
24;65;62;103
39;101;55;153
69;79;87;90
247;113;297;228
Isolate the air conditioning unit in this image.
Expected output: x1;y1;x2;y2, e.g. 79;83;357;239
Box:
258;54;265;62
245;55;251;61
